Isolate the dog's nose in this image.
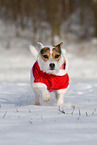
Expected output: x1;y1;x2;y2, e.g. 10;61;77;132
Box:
49;63;55;70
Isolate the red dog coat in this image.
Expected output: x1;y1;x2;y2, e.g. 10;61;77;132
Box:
32;61;69;92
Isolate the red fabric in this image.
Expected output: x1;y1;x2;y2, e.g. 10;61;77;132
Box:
60;62;66;69
32;61;69;92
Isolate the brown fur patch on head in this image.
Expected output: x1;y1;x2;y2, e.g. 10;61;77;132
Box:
40;47;50;61
52;48;61;62
52;42;63;62
55;42;63;48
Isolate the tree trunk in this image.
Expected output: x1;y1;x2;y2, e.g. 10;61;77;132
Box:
20;0;25;30
64;0;71;33
31;0;38;43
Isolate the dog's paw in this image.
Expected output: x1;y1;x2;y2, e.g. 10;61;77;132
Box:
43;97;51;102
42;91;50;102
34;102;41;105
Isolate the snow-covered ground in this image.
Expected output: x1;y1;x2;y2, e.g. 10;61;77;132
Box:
0;81;97;145
0;20;97;145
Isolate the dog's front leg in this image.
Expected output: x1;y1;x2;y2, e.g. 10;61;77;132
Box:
55;89;67;106
33;83;50;105
33;87;41;105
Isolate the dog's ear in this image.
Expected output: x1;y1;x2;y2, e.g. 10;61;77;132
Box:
55;42;63;48
29;45;38;60
37;42;44;49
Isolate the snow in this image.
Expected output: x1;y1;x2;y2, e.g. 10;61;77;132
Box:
0;81;97;145
0;20;97;145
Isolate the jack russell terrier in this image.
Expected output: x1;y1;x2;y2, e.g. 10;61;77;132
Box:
30;42;69;105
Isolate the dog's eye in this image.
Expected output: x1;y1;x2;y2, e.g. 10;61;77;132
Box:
43;55;48;59
55;55;60;58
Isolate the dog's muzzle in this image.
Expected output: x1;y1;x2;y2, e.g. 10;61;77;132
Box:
49;63;55;70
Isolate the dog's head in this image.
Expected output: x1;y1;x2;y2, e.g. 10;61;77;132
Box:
37;42;67;74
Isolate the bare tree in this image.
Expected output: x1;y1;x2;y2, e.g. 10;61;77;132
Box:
91;0;97;38
64;0;71;33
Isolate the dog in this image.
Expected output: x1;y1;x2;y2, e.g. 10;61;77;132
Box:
30;42;69;106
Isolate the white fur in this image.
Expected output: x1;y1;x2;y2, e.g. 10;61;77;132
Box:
37;42;44;49
30;43;68;105
33;83;50;104
29;45;38;60
55;89;67;105
37;47;66;75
